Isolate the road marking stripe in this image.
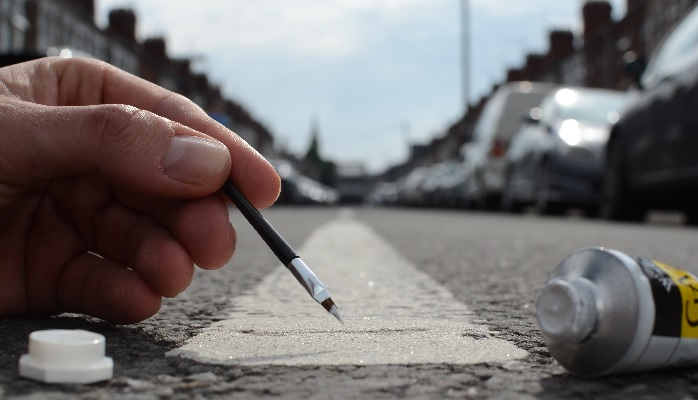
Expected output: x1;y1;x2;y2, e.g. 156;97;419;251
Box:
167;211;527;365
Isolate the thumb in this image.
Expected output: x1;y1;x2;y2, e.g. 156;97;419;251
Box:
0;101;231;199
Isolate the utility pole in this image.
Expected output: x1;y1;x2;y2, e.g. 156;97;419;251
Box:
401;121;412;162
460;0;471;110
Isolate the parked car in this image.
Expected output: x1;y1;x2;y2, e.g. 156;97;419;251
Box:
293;175;339;205
0;47;94;68
461;81;557;209
602;4;698;223
364;182;399;206
502;87;629;215
268;159;338;205
395;166;431;207
428;159;470;208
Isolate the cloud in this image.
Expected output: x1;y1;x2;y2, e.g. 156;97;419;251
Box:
100;0;447;59
471;0;625;19
97;0;628;172
470;0;540;17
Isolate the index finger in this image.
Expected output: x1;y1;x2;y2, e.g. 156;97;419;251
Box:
34;57;279;209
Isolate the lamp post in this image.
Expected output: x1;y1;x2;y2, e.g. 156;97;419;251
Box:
461;0;471;110
401;121;412;162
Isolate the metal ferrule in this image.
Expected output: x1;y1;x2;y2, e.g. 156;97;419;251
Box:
287;258;331;304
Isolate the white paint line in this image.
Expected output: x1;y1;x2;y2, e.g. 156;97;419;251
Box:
167;212;527;365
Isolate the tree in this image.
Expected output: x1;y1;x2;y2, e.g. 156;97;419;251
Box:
303;119;336;187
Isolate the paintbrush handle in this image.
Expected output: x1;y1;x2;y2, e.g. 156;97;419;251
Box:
222;180;298;264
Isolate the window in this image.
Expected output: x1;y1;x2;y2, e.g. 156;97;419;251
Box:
642;5;698;88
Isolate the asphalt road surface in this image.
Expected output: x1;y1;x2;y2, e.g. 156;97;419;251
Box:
2;206;698;399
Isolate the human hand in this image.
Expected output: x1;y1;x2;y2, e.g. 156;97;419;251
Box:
0;57;280;324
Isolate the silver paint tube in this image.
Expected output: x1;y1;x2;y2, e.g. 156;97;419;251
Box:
536;247;698;377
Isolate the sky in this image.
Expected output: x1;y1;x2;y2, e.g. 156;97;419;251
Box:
95;0;626;173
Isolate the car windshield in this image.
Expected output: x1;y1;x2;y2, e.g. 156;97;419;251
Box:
555;91;627;126
642;5;698;87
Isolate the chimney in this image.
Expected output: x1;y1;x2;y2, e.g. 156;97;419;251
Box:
548;30;574;61
524;54;546;77
108;9;137;43
626;0;643;13
583;1;612;39
62;0;95;21
506;67;526;83
77;0;94;21
143;37;168;60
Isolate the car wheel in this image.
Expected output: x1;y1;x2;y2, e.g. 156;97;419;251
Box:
584;205;601;218
534;163;565;215
466;174;485;210
471;192;486;210
501;172;524;213
684;209;698;226
600;140;645;222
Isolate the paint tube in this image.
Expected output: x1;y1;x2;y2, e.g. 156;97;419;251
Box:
536;247;698;377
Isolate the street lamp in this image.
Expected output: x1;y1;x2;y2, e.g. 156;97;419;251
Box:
461;0;471;110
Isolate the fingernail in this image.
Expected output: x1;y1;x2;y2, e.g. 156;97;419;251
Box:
164;136;230;185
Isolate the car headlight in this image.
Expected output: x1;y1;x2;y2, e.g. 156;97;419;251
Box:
559;119;581;146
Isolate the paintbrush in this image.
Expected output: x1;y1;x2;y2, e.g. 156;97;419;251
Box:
222;180;343;324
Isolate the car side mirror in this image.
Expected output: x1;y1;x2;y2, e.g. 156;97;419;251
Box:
623;51;646;88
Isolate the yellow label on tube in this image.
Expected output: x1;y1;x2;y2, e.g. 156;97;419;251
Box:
654;261;698;338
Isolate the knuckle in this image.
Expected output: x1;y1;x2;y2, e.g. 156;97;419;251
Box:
86;105;163;155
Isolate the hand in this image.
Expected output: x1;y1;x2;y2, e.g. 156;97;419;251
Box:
0;57;280;324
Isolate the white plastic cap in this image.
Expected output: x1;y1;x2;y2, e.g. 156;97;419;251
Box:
19;329;113;384
536;277;598;344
